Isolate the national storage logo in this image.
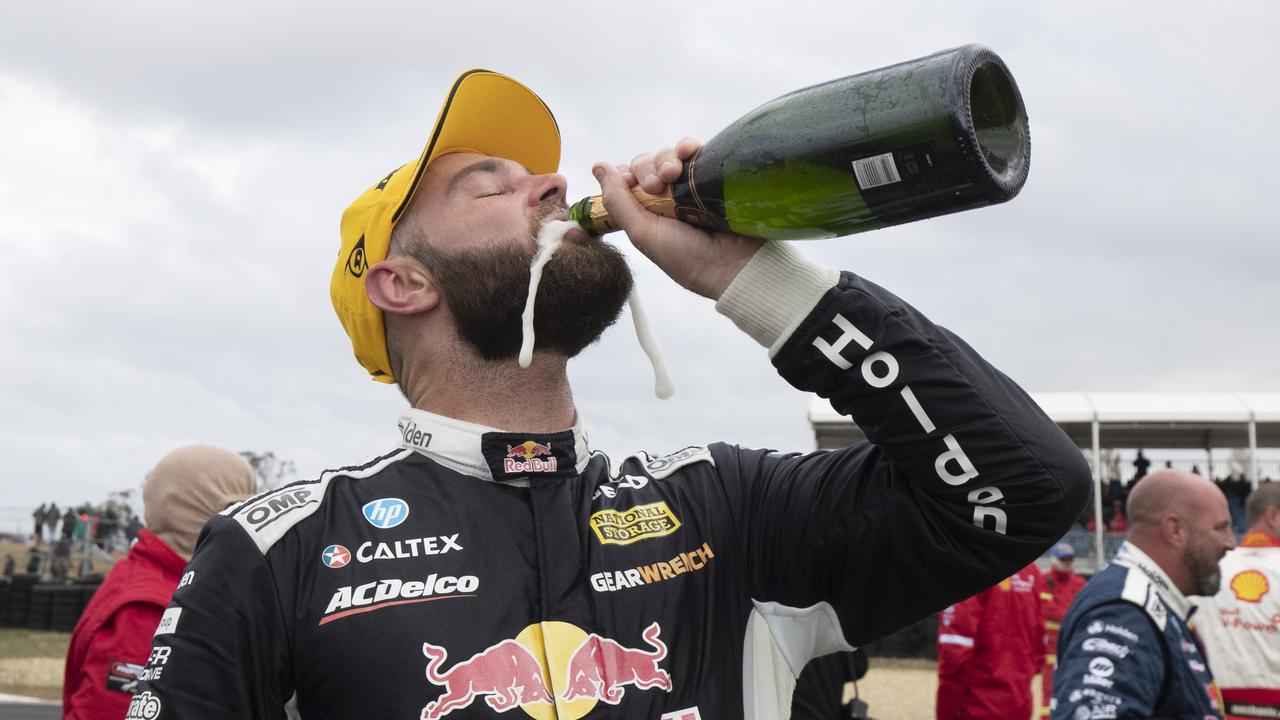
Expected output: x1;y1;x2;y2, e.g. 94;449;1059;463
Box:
589;502;680;546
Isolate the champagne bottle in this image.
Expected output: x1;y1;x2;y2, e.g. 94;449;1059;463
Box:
570;44;1029;240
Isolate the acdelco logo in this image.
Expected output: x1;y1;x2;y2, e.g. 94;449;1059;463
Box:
321;574;478;625
589;502;681;546
244;489;316;530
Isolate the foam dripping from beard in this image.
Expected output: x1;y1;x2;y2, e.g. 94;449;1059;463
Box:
519;219;675;399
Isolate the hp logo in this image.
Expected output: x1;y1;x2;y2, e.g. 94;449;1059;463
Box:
362;498;409;529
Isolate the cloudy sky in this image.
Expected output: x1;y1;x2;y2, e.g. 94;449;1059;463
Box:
2;1;1277;522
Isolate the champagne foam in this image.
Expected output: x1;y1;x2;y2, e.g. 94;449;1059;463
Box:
518;220;572;368
518;218;674;399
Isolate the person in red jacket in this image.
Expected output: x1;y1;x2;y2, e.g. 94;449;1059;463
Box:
63;445;256;719
937;563;1047;720
1039;542;1086;717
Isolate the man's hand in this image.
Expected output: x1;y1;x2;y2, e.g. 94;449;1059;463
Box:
592;138;764;300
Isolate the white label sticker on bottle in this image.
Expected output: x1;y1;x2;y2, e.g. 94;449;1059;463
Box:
852;152;902;190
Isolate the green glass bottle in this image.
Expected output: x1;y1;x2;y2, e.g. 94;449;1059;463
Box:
570;44;1029;240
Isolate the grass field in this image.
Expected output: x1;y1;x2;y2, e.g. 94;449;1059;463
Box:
0;629;70;701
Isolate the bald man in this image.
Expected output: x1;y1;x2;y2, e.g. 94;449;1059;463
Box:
1051;469;1237;719
1194;482;1280;720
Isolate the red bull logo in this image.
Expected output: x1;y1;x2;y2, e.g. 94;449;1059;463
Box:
504;441;558;474
419;621;671;720
562;622;671;704
421;639;552;719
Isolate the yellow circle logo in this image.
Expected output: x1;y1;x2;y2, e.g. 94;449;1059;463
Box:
1230;570;1270;603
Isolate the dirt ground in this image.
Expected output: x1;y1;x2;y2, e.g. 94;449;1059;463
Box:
0;632;1045;715
855;658;1044;719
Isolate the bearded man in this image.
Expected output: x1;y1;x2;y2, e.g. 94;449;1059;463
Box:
1052;469;1238;719
133;70;1089;719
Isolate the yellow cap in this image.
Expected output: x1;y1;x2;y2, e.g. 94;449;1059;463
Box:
331;69;561;383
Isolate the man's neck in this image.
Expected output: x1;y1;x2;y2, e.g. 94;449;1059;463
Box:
402;350;576;432
1123;535;1193;597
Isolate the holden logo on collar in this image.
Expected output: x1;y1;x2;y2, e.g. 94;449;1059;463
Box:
362;498;409;529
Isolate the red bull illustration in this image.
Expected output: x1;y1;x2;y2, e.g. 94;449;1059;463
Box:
504;441;558;474
419;621;673;719
421;639;553;719
562;622;671;704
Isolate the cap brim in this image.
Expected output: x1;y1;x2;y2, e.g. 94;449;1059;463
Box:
391;69;561;225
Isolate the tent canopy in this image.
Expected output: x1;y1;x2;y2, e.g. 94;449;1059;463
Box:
810;392;1280;450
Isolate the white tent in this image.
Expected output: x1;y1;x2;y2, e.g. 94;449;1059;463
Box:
809;392;1280;568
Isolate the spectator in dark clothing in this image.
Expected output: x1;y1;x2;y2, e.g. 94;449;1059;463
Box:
3;554;14;577
1133;450;1151;481
33;503;46;543
62;508;77;540
51;538;71;582
46;502;61;543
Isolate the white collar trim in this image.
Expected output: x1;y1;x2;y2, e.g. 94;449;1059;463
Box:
395;408;590;481
1114;542;1192;620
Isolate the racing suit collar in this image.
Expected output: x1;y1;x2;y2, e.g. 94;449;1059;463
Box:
396;408;589;483
1114;541;1192;620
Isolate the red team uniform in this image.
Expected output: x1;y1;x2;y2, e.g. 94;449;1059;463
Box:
1040;546;1086;716
937;564;1047;720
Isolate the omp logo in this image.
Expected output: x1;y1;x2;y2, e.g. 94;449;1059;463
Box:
321;574;478;625
589;502;681;546
244;488;317;531
347;235;368;278
1230;569;1270;602
363;498;409;529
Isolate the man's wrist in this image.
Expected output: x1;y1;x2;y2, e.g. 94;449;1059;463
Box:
714;241;840;356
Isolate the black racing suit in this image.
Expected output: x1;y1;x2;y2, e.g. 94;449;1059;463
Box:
131;243;1091;720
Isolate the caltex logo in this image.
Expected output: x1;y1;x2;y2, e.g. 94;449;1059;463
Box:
363;498;409;529
322;544;351;569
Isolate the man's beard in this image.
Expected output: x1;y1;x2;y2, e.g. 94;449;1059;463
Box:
1184;530;1223;596
414;213;633;362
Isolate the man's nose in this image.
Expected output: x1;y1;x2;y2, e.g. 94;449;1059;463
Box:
528;173;568;207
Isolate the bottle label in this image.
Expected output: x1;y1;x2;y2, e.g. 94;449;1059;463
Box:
849;140;962;225
852;152;903;190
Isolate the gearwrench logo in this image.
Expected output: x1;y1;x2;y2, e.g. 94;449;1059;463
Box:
419;621;671;720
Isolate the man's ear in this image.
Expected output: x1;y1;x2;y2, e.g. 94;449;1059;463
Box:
1162;514;1187;549
364;257;441;316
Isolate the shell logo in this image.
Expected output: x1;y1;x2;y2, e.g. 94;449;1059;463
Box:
1229;570;1270;603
